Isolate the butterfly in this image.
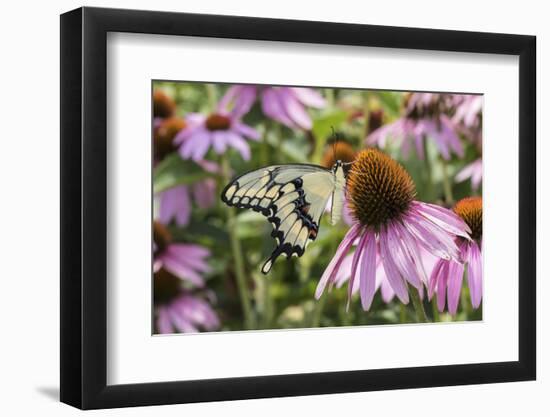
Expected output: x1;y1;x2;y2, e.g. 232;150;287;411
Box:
221;161;347;274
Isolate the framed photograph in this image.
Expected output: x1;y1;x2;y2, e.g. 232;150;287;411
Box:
60;6;536;409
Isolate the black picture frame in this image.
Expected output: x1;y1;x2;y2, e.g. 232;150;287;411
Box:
60;6;536;410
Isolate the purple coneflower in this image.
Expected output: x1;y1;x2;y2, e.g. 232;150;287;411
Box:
158;160;219;226
315;149;471;310
219;85;325;130
154;268;220;334
453;95;483;190
174;111;260;161
366;93;463;160
428;197;482;315
455;158;482;190
153;220;211;287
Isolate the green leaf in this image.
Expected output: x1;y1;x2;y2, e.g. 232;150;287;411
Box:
153;153;211;193
375;91;403;118
311;110;348;142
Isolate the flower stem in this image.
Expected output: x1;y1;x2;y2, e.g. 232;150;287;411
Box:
222;156;255;330
409;286;429;323
441;160;454;204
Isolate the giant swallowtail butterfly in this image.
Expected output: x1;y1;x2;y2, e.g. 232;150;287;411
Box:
221;161;346;273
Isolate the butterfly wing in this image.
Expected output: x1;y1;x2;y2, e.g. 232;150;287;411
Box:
221;164;335;273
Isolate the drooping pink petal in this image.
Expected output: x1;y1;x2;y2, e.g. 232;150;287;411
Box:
447;260;465;315
218;85;257;118
156;307;173;334
233;121;261;140
289;87;326;108
192;179;216;209
159;185;192;227
190;133;213;161
315;224;361;299
411;201;472;240
179;129;209;160
211;131;228;154
428;258;445;300
386;224;422;289
166;244;210;262
467;241;483;308
224;131;251;160
403;211;460;261
160;252;205;287
379;227;409;303
394;222;428;284
348;229;367;305
359;231;377;310
261;88;296;128
436;262;449;312
280;87;313;129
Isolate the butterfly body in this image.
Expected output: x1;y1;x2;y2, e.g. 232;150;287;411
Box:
221;161;346;273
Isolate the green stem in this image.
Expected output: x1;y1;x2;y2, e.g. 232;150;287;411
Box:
441;160;454;204
431;298;440;322
423;141;434;200
400;303;407;324
409;286;429;323
222;157;255;330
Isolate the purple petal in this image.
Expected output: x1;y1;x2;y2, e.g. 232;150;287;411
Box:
379;227;409;303
212;131;228;154
348;229;367;305
411;201;472;239
280;87;313;129
359;231;377;310
436;262;449;312
190;133;213;161
315;224;361;299
159;185;191;227
447;261;464;315
386;224;422;289
225;131;251;160
261;88;297;128
467;241;483;308
403;211;460;261
156;307;173;334
160;252;205;287
233;121;261;140
428;258;445;300
289;87;326;108
192;179;216;209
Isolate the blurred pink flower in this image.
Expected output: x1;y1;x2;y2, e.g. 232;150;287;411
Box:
153;221;211;287
158;160;219;226
455;158;482;190
429;197;482;315
174;111;260;161
315;149;470;310
366;93;464;160
453;95;483;190
220;85;326;130
156;291;220;334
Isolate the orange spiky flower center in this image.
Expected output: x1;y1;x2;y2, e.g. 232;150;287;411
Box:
454;197;482;241
347;149;416;229
154;116;186;159
321;140;356;169
153;221;172;254
153;89;176;118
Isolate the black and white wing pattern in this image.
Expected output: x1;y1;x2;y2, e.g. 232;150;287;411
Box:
221;164;338;274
